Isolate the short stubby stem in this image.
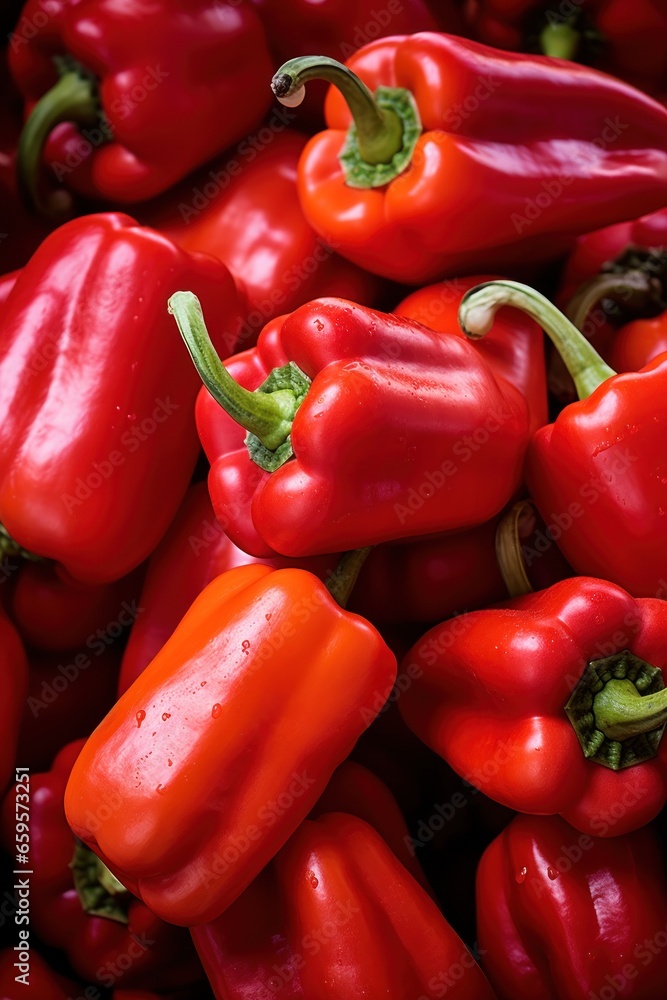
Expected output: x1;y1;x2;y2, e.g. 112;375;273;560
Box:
459;280;616;401
70;840;129;923
326;548;372;608
565;650;667;770
168;292;310;473
18;57;102;215
271;55;421;189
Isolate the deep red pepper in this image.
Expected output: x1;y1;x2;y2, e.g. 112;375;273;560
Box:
192;812;497;1000
0;740;204;990
17;644;120;773
400;576;667;837
309;759;431;893
0;213;244;584
0;607;28;791
464;0;667;95
270;35;667;283
10;562;144;651
140;130;384;352
395;274;548;434
10;0;273;210
459;278;667;598
477;813;667;1000
118;483;334;694
171;294;529;558
549;208;667;395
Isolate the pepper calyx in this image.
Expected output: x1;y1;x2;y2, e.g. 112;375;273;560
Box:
565;649;667;769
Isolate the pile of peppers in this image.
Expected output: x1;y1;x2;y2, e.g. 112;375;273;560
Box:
1;2;667;998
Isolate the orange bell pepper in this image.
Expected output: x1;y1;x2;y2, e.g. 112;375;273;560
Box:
64;561;396;926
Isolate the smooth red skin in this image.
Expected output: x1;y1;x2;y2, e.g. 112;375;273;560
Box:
0;948;79;1000
0;270;20;310
526;355;667;597
201;297;529;558
10;562;143;651
65;565;397;925
477;814;667;1000
17;646;120;773
9;0;272;203
118;482;335;693
0;740;202;990
610;314;667;372
298;34;667;283
0;610;28;792
395;274;548;435
466;0;667;92
310;760;431;893
192;813;497;1000
399;576;667;836
0;213;244;584
140;130;383;352
351;519;508;624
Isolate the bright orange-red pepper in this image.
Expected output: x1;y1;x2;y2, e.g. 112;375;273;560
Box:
65;563;396;925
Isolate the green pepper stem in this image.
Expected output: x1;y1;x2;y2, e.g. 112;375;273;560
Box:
70;841;129;924
326;548;372;608
17;70;100;215
168;292;299;452
272;56;403;165
459;280;616;400
540;22;581;61
593;678;667;741
567;270;660;332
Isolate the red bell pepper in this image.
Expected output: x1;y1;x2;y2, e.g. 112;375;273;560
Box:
192;812;497;1000
395;274;548;434
0;608;28;791
464;0;667;95
171;293;529;558
140;130;384;352
477;813;667;1000
549;208;667;393
10;562;144;651
65;561;397;925
0;270;20;310
118;483;333;694
10;0;272;210
310;759;431;893
0;213;244;584
17;644;120;773
270;34;667;282
0;740;203;990
399;575;667;837
459;278;667;598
